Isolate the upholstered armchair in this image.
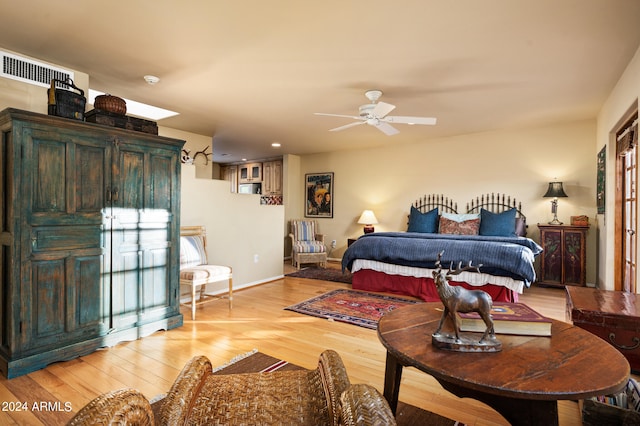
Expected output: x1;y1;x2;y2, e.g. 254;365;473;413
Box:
289;219;327;269
180;226;233;320
67;350;397;425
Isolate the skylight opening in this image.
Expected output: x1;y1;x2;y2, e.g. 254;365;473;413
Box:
88;89;179;121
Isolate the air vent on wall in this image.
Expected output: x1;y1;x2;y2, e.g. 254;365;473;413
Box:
1;50;74;88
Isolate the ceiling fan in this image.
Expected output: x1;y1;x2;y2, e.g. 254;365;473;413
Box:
314;90;437;136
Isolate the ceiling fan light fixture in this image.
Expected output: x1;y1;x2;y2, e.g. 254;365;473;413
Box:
314;90;437;136
364;89;383;103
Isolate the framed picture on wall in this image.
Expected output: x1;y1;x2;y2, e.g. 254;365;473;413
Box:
305;172;334;218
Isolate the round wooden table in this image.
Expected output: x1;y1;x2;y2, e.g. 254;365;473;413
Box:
377;302;630;426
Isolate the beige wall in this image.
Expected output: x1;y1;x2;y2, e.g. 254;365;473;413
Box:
164;131;287;292
181;165;284;292
597;45;640;290
289;120;598;284
283;154;302;257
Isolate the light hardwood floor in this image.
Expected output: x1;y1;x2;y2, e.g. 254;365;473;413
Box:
0;262;587;425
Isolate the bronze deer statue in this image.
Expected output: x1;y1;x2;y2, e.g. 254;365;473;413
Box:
432;251;496;343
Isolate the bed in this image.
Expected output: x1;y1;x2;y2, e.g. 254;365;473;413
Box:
341;193;543;303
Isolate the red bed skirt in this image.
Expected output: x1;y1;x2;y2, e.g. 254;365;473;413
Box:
352;269;518;303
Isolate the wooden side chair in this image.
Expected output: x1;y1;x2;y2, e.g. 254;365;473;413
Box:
289;219;327;269
180;226;232;320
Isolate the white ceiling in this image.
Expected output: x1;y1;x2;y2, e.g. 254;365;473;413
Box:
2;1;640;163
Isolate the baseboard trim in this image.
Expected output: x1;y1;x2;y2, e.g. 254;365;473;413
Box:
200;275;285;297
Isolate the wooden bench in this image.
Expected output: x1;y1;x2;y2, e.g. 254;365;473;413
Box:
180;226;232;320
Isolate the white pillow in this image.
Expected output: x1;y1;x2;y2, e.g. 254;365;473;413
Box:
441;212;481;223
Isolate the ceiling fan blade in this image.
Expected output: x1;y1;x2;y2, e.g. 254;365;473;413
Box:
374;122;400;136
372;101;396;118
314;112;361;120
383;115;437;125
329;121;365;132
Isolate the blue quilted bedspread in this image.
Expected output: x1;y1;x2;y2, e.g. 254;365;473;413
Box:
341;232;543;285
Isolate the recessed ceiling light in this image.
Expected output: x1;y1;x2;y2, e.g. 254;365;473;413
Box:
271;142;281;148
88;89;179;121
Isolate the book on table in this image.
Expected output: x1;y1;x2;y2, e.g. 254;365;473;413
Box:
457;302;552;337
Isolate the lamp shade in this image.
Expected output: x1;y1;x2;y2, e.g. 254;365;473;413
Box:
357;210;378;225
543;181;568;198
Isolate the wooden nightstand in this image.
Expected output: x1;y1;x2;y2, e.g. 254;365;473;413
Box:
347;238;358;247
537;224;589;287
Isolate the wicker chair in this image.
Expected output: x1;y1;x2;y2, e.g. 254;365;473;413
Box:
290;219;327;269
67;350;396;425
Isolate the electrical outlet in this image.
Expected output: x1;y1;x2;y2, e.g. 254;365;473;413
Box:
331;240;337;248
253;254;259;263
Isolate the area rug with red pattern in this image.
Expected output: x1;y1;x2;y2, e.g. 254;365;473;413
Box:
285;288;422;329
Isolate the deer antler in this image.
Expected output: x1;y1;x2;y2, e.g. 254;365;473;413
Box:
435;250;445;270
193;146;212;165
447;260;483;276
436;251;482;275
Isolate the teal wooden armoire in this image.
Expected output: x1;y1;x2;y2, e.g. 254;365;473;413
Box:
0;108;184;378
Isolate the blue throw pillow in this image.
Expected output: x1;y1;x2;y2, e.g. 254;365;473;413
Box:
407;206;439;233
479;208;517;237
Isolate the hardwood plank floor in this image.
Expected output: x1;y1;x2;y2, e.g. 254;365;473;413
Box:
0;262;601;425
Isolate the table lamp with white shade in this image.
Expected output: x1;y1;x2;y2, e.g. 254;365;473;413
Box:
358;210;378;234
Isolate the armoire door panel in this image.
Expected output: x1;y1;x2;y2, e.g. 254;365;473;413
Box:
30;225;102;252
75;144;109;212
71;255;105;330
27;129;109;226
32;138;66;213
29;259;66;344
145;150;179;317
149;153;174;211
141;246;169;311
116;149;145;209
25;250;105;352
108;145;146;329
110;239;141;329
